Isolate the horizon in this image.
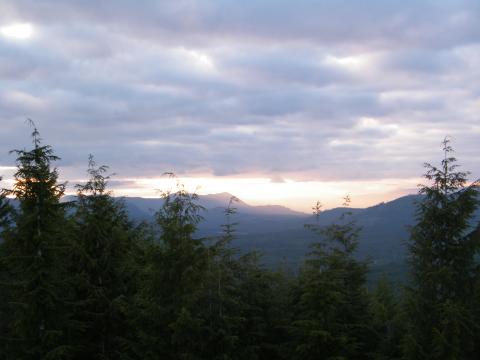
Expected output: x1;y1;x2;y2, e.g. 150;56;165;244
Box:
1;168;421;213
77;176;421;212
1;1;479;212
1;162;422;212
69;182;420;214
58;186;420;214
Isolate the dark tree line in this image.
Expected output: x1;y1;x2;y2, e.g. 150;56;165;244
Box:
1;127;480;359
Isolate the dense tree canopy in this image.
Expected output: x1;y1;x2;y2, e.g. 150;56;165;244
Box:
0;130;479;360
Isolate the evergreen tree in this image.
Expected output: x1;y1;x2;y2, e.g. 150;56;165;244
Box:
134;182;209;359
469;225;480;358
403;138;480;359
196;196;244;359
192;196;292;360
198;196;292;360
235;251;291;360
0;177;14;360
70;155;141;359
0;177;12;232
0;123;74;359
370;275;403;359
292;197;373;360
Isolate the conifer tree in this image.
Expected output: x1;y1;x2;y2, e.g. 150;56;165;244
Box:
370;275;403;359
0;123;74;359
135;181;209;359
0;177;13;359
403;139;480;359
70;155;140;359
0;177;12;232
197;196;244;358
235;251;291;360
292;197;373;359
469;225;480;358
198;195;290;359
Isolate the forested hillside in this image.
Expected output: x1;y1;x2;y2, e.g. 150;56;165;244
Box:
1;127;480;359
108;192;422;282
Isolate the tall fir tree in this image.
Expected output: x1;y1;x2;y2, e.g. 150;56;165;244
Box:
198;196;292;360
0;177;14;360
0;123;74;359
403;138;480;359
134;181;210;359
70;155;141;359
291;197;373;360
196;196;244;359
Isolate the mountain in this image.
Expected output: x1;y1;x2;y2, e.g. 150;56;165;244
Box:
119;192;480;283
113;193;421;280
117;192;306;220
8;193;421;252
23;192;480;283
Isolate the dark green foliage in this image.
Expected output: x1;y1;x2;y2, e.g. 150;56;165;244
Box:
198;196;291;360
292;197;373;360
2;129;480;360
0;124;74;359
0;178;13;360
403;139;480;359
70;155;141;359
234;252;292;360
135;190;291;360
370;275;403;359
0;177;12;232
195;196;244;358
134;183;210;359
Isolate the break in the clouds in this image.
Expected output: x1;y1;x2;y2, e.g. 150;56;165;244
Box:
0;0;479;209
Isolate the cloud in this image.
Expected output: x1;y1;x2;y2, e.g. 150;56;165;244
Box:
4;0;479;49
0;0;479;188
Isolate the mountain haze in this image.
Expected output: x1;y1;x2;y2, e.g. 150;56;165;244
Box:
57;192;480;282
116;193;420;278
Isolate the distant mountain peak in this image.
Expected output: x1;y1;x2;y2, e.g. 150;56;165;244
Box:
204;192;237;200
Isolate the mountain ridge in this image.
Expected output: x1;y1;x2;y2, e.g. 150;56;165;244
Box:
115;192;422;264
11;192;451;282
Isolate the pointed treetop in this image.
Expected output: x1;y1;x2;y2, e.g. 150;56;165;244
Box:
76;154;112;196
225;195;239;217
421;137;472;196
312;201;322;220
26;118;42;149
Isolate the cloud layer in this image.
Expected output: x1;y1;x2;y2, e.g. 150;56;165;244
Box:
0;0;479;187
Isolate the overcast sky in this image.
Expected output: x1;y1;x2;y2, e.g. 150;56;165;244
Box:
0;1;479;211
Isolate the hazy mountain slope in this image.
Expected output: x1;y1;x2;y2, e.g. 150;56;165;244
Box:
15;192;463;282
7;192;421;264
117;193;420;268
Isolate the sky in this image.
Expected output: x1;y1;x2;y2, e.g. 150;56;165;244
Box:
0;1;479;212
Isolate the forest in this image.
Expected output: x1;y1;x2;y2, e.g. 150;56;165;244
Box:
1;125;480;360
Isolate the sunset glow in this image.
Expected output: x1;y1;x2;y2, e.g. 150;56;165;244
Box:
77;176;421;212
0;1;479;213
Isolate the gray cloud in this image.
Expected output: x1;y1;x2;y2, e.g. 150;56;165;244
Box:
5;0;479;48
0;0;479;185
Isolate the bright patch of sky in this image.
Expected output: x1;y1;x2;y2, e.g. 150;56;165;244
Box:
0;22;33;39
